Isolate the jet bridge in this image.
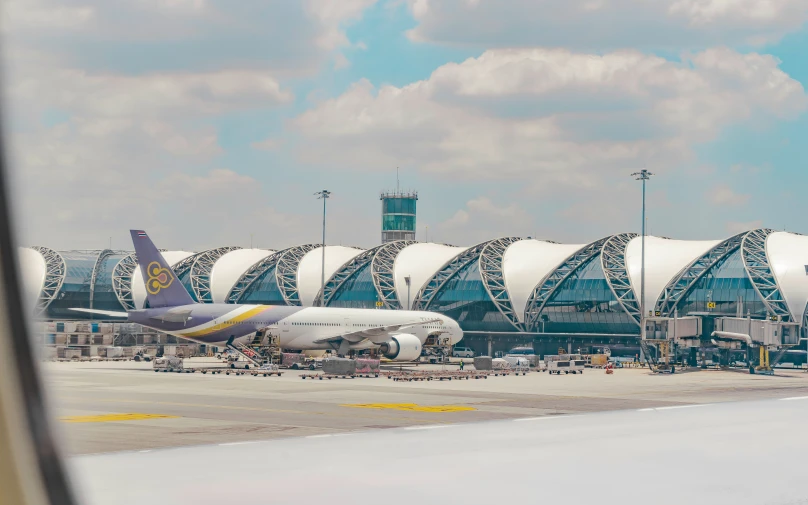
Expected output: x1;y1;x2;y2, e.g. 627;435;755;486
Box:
641;315;799;371
714;317;799;347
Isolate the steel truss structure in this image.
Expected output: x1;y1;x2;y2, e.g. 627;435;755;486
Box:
226;250;283;304
804;303;808;339
111;253;139;310
189;247;242;303
318;245;383;307
600;233;641;326
88;249;115;310
523;237;611;333
31;246;66;317
413;239;492;311
276;244;321;306
741;228;791;321
654;233;745;316
478;237;525;331
170;254;199;285
371;241;417;309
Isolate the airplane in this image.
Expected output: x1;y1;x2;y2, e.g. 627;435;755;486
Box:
71;230;463;361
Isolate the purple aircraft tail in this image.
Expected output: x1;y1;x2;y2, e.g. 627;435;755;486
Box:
130;230;195;308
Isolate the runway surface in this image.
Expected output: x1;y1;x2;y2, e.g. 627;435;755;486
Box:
43;359;808;455
70;396;808;505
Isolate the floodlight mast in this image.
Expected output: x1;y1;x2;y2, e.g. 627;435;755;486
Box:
314;190;331;307
631;169;653;340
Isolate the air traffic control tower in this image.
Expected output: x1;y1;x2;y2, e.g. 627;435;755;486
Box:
380;190;418;243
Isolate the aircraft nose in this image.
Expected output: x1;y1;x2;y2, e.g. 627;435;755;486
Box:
450;322;463;345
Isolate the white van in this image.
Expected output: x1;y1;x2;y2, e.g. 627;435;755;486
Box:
452;346;475;358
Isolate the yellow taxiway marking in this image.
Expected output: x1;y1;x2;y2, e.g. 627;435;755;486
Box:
60;413;179;423
59;396;438;424
342;403;476;413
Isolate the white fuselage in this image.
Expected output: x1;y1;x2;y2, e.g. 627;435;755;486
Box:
146;305;463;351
281;307;463;350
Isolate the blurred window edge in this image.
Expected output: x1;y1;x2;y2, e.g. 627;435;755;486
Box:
0;122;79;505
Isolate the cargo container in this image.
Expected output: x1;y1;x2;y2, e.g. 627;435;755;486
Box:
106;347;124;359
64;348;82;360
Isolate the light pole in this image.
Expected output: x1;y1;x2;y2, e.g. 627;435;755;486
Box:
631;169;653;340
315;190;331;307
404;275;411;310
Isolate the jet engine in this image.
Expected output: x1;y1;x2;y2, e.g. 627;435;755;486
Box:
378;334;422;361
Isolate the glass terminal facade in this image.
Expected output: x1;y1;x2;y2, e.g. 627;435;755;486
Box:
538;255;638;335
23;229;805;347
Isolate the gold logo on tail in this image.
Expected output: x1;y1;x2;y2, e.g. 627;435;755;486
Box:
146;261;174;294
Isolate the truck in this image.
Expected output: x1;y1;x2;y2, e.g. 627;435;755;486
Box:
544;354;585;374
505;347;540;368
153;356;184;373
568;355;586;374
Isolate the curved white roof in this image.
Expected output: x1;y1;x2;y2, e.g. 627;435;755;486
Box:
210;249;274;303
18;247;47;315
767;232;808;323
393;243;468;309
502;240;585;322
626;236;720;313
297;246;364;307
133;251;196;308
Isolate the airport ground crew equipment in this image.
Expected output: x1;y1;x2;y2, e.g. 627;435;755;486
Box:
545;354;584;374
382;369;527;381
300;371;378;379
754;346;774;375
196;366;283;376
152;356;183;372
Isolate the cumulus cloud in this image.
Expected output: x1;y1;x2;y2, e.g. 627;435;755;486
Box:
2;1;94;32
435;197;532;244
1;0;384;249
7;62;292;125
306;0;379;50
2;0;377;74
405;0;808;49
3;47;297;249
293;47;806;194
710;185;751;206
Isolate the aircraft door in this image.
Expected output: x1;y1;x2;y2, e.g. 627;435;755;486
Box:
343;317;351;334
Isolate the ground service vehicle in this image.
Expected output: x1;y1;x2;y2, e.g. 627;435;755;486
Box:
452;346;475;358
153;356;183;373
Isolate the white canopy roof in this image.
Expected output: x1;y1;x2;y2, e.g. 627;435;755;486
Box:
625;237;720;313
767;232;808;323
210;249;274;303
393;243;468;309
502;240;585;322
297;246;364;306
18;247;47;315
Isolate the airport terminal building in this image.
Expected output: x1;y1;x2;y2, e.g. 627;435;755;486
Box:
17;229;808;356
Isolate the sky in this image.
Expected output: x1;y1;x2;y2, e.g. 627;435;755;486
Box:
1;0;806;251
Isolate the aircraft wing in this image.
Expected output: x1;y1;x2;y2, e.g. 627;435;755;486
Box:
313;318;444;345
149;308;193;323
68;308;128;318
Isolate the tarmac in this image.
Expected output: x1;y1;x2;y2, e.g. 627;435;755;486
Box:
73;397;808;505
43;358;808;455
